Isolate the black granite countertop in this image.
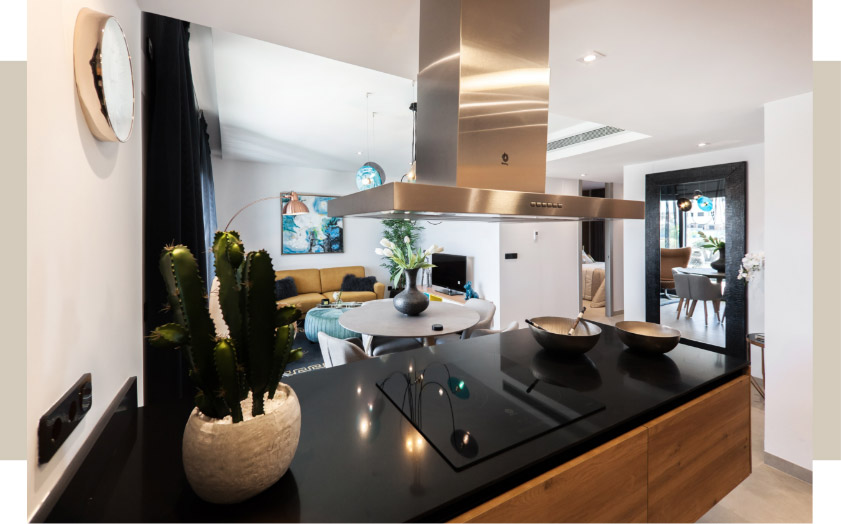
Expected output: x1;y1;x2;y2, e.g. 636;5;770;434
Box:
46;324;747;523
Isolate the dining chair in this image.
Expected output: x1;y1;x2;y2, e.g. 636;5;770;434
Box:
317;333;370;368
686;274;724;325
468;320;520;339
672;269;692;319
433;299;496;345
660;247;692;296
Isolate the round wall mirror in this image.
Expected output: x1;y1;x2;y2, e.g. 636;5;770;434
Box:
74;8;135;142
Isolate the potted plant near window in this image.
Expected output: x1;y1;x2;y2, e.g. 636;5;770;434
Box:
149;231;303;504
698;231;726;272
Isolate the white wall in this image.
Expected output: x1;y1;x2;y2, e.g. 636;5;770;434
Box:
622;144;766;336
212;157;389;283
26;0;143;519
497;178;582;329
421;221;501;325
763;92;813;472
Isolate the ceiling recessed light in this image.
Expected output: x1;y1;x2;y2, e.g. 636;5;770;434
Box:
580;173;586;177
357;151;363;155
577;51;605;64
698;142;709;148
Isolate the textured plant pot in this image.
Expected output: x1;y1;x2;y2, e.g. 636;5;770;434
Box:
710;247;725;273
182;383;301;504
393;268;429;316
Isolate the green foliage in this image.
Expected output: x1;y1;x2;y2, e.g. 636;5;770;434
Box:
696;231;725;253
380;219;424;287
149;233;303;422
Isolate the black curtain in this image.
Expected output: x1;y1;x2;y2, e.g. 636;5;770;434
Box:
143;14;217;405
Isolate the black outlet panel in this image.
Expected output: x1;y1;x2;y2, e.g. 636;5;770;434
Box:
504;253;518;259
38;373;92;464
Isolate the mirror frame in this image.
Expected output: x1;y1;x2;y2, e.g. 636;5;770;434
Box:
645;162;747;357
73;8;136;143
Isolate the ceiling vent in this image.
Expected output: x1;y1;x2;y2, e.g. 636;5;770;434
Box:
547;126;625;152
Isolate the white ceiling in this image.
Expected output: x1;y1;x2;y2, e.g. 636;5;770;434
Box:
142;0;812;185
208;29;414;178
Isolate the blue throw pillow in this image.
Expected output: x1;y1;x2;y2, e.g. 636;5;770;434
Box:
274;276;298;301
340;274;376;292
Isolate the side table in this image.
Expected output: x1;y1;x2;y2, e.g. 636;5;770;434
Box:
746;333;765;398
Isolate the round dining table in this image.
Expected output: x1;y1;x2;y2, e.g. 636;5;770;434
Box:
338;299;480;347
677;267;726;282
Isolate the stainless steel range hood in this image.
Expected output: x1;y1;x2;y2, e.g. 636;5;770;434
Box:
328;0;644;222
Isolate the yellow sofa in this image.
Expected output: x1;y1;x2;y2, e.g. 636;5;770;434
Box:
275;266;385;314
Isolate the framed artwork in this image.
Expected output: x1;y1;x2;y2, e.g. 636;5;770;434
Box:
281;193;344;254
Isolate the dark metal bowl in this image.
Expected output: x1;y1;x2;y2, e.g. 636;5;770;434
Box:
614;321;681;354
526;316;601;355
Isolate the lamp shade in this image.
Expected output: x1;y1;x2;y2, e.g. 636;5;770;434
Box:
356;162;385;191
282;192;309;215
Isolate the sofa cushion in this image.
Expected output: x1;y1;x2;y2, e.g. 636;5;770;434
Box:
277;293;327;315
274;276;298;301
321;266;365;294
341;274;377;292
275;268;322;294
329;291;377;303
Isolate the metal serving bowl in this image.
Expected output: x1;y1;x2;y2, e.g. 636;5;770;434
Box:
526;316;601;355
614;321;681;354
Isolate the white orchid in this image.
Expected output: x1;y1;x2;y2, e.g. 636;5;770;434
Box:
737;251;765;282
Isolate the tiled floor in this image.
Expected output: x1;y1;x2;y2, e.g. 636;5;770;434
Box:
582;305;813;522
660;300;726;347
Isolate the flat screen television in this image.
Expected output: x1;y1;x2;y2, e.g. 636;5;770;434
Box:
431;253;467;294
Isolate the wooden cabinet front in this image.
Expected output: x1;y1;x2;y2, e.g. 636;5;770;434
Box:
453;374;751;523
452;427;649;523
645;375;751;522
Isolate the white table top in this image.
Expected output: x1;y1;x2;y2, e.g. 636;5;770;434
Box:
677;267;726;278
338;299;480;338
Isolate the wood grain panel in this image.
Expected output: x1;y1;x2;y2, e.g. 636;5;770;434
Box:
451;427;648;523
646;375;751;523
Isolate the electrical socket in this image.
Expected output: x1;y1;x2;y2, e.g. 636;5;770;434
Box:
38;374;93;464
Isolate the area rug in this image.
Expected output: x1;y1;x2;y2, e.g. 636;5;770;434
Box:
283;330;325;376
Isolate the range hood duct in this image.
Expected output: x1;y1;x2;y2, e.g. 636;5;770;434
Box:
328;0;644;222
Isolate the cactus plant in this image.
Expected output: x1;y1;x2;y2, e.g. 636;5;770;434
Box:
149;232;303;422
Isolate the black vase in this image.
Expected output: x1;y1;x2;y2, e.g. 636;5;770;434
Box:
393;268;429;316
710;247;726;272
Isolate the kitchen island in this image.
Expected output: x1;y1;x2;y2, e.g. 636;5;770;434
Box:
44;323;749;523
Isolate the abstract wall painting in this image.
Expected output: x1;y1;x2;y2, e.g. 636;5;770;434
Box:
281;194;344;254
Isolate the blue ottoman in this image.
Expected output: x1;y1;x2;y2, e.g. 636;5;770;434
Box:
304;307;360;343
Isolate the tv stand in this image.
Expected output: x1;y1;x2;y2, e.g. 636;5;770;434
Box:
418;286;467;305
435;287;464;296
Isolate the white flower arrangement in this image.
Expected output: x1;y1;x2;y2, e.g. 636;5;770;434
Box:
737;251;765;282
375;237;443;287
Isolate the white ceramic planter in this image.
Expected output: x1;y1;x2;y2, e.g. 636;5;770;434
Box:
182;383;301;504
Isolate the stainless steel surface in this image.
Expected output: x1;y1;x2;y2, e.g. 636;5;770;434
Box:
328;182;644;221
526;316;602;355
329;0;644;222
615;321;682;354
417;0;549;193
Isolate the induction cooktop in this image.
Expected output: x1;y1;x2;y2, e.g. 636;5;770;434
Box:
376;355;605;470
